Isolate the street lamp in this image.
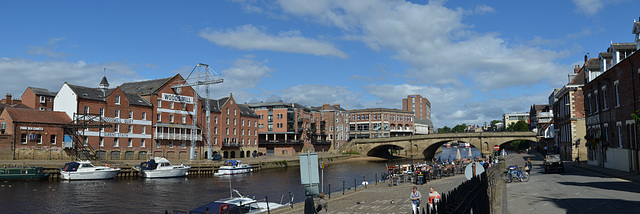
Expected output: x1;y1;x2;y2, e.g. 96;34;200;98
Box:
575;138;581;164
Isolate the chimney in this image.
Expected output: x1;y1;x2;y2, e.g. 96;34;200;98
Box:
323;103;330;110
574;65;581;74
5;93;12;105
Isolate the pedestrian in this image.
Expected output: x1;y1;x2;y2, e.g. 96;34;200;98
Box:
316;193;328;214
304;196;315;214
525;158;532;175
428;186;441;211
409;186;422;214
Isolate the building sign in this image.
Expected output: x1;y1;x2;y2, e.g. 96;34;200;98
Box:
162;93;194;104
20;127;44;131
103;132;131;138
103;117;135;124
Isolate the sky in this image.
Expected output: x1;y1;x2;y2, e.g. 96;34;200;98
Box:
1;0;639;128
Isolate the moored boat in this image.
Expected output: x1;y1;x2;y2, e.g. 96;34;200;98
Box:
0;167;49;181
189;189;292;214
134;157;190;178
60;160;120;180
215;160;252;176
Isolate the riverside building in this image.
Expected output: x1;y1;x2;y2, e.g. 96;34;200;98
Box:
349;108;414;140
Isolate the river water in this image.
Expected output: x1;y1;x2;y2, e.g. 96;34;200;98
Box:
0;147;479;213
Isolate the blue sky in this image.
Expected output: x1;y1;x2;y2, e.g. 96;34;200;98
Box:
1;0;639;128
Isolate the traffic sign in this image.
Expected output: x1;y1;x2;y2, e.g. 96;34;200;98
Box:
494;145;500;151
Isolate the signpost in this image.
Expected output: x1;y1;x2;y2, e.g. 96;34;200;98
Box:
494;145;500;151
299;153;319;196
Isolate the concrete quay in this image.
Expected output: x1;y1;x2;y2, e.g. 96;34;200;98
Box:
273;172;468;214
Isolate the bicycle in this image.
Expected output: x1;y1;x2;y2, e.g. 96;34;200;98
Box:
501;165;530;183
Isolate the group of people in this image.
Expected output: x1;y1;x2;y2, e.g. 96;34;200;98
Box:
410;186;441;214
303;193;328;214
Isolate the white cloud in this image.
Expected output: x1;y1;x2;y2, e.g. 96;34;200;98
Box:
572;0;604;15
277;84;362;108
0;58;140;97
203;57;274;102
199;24;348;59
26;37;68;58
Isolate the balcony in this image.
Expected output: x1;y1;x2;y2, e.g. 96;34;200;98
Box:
154;133;202;141
258;140;303;145
311;140;331;145
222;142;243;147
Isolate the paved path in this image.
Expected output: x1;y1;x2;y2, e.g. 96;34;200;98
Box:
273;172;469;214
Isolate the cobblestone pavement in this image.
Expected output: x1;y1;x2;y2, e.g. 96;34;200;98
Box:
273;172;469;214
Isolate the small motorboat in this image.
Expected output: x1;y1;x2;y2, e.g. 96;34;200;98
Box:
60;160;120;180
215;160;252;176
134;157;190;178
189;189;292;214
0;166;49;181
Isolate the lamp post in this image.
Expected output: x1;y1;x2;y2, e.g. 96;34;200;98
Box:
575;138;581;164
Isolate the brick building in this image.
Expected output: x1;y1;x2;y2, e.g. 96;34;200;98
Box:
55;76;154;161
552;63;586;161
582;21;640;172
0;107;71;160
312;103;349;151
21;87;56;111
247;101;328;156
204;94;259;159
349;108;414;139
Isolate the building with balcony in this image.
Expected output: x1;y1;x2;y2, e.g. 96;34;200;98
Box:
247;101;327;156
582;19;640;172
312;103;349;151
21;87;56;111
503;112;529;128
529;104;552;136
55;76;155;161
349;108;414;139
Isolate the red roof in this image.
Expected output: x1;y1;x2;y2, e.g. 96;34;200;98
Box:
3;107;72;124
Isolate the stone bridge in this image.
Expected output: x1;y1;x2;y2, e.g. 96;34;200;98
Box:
349;132;538;160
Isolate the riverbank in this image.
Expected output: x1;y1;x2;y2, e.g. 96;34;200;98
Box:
272;172;468;214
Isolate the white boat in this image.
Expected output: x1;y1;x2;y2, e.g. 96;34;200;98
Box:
189;189;292;214
60;160;120;180
134;157;190;178
215;160;252;176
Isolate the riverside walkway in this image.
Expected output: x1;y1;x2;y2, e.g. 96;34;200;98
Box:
273;171;469;214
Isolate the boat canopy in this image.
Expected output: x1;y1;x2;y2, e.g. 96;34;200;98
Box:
223;160;240;166
139;159;158;170
63;162;80;172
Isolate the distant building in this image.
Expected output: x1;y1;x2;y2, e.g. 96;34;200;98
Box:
503;112;529;128
312;104;349;151
402;95;431;121
349;108;414;139
21;87;56;111
203;94;260;159
553;59;587;161
529;104;552;136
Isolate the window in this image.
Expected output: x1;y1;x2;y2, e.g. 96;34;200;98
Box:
170;101;174;109
21;134;27;144
156;141;161;149
214;127;218;134
100;108;104;117
115;95;120;105
602;86;608;110
128;125;133;133
36;134;42;144
242;119;245;126
182;103;186;111
214;116;218;124
115;109;120;118
180;115;185;124
242;129;245;135
129;111;133;119
226;118;229;125
84;106;89;114
40;96;46;103
226;128;229;135
234;109;237;115
615;81;620;107
227;108;229;115
181;141;186;149
277;114;283;119
114;124;119;132
594;91;599;112
128;139;133;147
267;115;273;122
268;124;273;131
170;115;174;123
247;120;250;127
50;135;56;145
233;128;236;135
142;126;146;134
141;139;146;147
214;137;218;145
234;118;236;125
142;112;147;120
83;137;88;146
169;141;174;148
99;137;104;147
157;113;161;122
617;123;623;148
157;100;162;108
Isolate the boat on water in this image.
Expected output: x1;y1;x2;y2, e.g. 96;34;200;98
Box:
60;160;120;180
0;167;49;181
215;160;252;176
134;157;190;178
189;189;292;214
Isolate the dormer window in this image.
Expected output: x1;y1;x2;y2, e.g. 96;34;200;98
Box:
40;96;46;103
115;95;120;105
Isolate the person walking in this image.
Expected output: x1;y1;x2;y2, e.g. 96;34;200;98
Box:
525;158;532;175
409;186;422;214
428;186;441;211
316;193;328;214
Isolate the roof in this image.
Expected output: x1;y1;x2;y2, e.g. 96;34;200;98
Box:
246;101;312;111
123;93;152;107
634;21;640;34
201;97;257;117
349;108;414;114
311;104;347;112
67;84;111;102
3;107;72;124
28;87;57;96
586;58;600;71
599;52;612;58
99;76;109;87
611;43;636;51
237;104;258;117
119;77;172;95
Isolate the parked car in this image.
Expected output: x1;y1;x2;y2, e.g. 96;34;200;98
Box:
211;154;223;161
543;154;564;173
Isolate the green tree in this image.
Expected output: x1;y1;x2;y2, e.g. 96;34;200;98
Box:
506;120;528;132
452;123;467;133
438;126;452;133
